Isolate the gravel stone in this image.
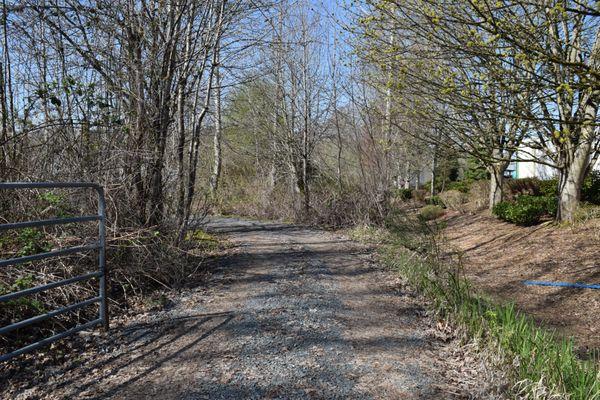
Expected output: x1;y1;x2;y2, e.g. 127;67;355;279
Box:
2;217;504;399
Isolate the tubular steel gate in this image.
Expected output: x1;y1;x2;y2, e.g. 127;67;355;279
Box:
0;182;108;362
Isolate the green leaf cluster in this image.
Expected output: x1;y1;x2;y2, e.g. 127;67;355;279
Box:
492;195;557;225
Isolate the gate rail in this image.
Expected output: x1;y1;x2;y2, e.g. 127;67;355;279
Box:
0;182;108;362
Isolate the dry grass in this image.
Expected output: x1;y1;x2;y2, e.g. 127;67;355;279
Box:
352;211;600;399
0;190;218;363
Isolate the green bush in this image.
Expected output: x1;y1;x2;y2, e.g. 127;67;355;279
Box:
463;157;489;181
395;188;413;201
421;180;439;194
425;195;444;207
582;171;600;204
492;195;557;226
38;191;71;217
538;178;558;197
0;275;46;332
446;180;471;193
544;196;558;217
504;196;546;226
507;177;541;197
419;205;444;221
17;228;50;256
0;275;46;313
492;201;511;220
533;172;599;205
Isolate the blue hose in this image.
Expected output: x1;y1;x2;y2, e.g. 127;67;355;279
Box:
523;280;600;290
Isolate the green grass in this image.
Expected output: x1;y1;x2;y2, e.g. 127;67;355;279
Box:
352;211;600;399
0;275;46;318
184;229;220;251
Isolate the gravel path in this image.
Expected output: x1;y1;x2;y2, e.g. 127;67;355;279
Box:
5;217;500;399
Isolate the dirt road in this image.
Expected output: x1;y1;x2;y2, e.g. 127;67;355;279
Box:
6;217;501;399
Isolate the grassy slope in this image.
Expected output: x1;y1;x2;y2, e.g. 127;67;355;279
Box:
350;212;600;400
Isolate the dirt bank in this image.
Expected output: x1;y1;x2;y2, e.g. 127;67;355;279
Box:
443;212;600;355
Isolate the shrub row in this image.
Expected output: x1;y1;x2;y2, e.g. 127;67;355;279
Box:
582;171;600;204
445;180;472;193
419;205;444;221
508;172;600;204
492;195;557;225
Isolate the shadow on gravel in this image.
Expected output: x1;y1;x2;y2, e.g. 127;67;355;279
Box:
184;367;377;400
239;240;354;248
203;248;374;288
205;222;309;235
54;312;234;399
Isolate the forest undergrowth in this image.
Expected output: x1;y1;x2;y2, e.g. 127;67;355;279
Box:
0;188;219;372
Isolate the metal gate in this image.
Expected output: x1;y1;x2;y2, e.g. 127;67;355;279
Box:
0;182;108;362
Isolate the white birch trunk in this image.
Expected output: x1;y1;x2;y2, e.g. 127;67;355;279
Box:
209;55;222;194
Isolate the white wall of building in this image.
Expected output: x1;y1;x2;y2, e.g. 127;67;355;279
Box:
513;145;556;179
512;145;600;179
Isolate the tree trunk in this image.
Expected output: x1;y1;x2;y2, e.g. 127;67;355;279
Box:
302;156;309;214
382;32;395;187
403;161;410;189
556;31;600;222
488;149;510;209
333;107;343;191
0;61;7;179
557;85;599;221
268;163;276;189
488;166;504;209
175;79;187;231
558;153;588;222
430;148;437;197
209;58;222;194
